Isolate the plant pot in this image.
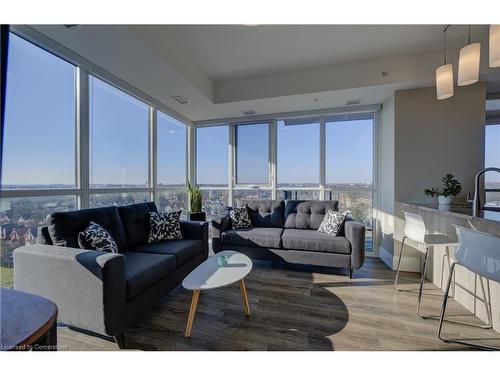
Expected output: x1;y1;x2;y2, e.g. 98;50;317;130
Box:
438;195;453;205
188;212;206;221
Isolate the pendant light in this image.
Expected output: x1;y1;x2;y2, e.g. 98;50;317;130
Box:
436;26;454;100
490;25;500;68
458;25;481;86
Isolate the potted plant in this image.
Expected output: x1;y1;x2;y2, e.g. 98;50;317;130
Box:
424;174;462;205
187;180;206;221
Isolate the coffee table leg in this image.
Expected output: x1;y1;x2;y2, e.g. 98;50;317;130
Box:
185;290;200;337
239;278;251;316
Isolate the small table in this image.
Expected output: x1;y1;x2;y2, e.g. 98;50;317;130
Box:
182;250;252;337
0;288;58;351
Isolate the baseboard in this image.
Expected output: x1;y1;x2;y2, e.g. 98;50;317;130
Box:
378;246;421;272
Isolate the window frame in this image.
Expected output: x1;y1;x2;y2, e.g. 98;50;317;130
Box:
2;28;190;218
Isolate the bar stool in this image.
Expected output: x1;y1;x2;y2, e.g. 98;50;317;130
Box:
437;226;498;350
394;212;457;317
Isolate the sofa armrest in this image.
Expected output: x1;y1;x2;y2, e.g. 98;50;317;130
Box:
211;215;231;253
13;244;126;337
180;220;209;259
344;221;366;269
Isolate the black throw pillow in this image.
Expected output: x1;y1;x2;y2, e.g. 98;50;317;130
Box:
229;206;252;229
78;221;119;253
148;210;183;242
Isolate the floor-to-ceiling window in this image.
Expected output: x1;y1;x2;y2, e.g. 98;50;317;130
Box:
277;118;320;200
193;114;375;254
89;76;151;207
0;32;190;287
196;125;229;221
484;124;500;207
156;111;188;215
234;123;272;201
326;115;374;251
1;33;77;286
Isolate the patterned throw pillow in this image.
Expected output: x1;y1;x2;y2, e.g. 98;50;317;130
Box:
148;210;183;243
318;209;348;237
78;221;119;253
229;206;252;229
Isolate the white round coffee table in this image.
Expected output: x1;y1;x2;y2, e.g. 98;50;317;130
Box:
182;250;253;337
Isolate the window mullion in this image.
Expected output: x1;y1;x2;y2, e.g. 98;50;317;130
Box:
319;115;326;200
270;120;277;199
150;107;157;203
228;125;235;206
77;67;90;209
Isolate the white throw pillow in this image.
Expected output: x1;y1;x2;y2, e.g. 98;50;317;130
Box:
318;209;348;236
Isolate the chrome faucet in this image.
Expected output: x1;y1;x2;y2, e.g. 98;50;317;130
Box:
472;167;500;217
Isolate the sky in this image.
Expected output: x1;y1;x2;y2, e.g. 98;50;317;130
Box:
485;124;500;183
2;33;498;188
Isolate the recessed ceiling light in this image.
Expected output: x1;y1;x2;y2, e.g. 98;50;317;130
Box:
243;110;256;115
346;99;362;106
171;96;190;104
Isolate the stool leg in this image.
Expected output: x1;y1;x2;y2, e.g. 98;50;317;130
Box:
437;262;455;340
442;246;456;298
417;246;430;318
394;236;406;291
479;276;493;329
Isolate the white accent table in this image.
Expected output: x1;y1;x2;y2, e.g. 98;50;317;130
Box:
182;250;253;337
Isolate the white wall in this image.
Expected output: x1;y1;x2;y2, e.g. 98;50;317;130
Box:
394;84;486;204
377;83;487;271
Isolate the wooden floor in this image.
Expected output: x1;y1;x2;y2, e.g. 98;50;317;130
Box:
57;257;499;350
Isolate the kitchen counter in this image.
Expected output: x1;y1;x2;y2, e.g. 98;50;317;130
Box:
401;202;500;223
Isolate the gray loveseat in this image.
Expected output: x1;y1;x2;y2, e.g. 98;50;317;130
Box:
212;200;365;278
13;202;208;347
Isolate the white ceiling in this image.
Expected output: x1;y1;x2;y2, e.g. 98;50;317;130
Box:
130;25;484;81
30;24;499;122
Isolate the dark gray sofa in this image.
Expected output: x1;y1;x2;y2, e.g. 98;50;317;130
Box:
13;202;208;347
212;200;365;277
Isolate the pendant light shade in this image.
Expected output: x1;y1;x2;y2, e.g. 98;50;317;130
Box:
436;64;454;100
490;25;500;68
458;42;481;86
436;26;453;100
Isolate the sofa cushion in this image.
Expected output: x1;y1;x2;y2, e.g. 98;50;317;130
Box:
47;206;127;251
131;239;203;267
281;229;351;254
123;251;177;300
118;202;157;248
284;200;339;230
236;199;285;228
222;227;283;248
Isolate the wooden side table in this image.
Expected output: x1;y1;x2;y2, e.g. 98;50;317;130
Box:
0;287;58;351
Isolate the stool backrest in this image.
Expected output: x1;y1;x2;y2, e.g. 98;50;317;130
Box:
455;226;500;282
403;211;426;244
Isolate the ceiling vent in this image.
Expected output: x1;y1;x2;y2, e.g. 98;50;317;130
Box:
64;25;81;29
171;96;190;104
346;99;362;106
243;110;255;116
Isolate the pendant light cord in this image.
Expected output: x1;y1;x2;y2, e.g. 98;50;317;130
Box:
443;25;451;64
